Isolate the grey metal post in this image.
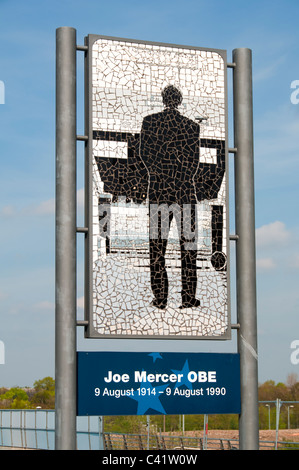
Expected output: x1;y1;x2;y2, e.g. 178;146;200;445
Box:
232;48;259;450
55;26;77;450
98;416;104;450
275;399;281;450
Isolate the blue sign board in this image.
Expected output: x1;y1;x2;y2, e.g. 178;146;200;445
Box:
77;352;240;416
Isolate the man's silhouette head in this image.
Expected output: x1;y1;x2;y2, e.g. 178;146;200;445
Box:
162;85;182;109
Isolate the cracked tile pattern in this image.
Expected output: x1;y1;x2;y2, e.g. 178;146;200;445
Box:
88;37;229;338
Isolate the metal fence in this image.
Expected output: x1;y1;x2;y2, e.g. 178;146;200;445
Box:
1;409;299;450
103;432;239;451
103;432;299;451
0;410;103;450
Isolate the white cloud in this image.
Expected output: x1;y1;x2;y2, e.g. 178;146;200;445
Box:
0;188;84;218
256;221;290;247
0;205;15;217
77;296;84;309
34;198;55;215
256;257;276;270
33;301;55;311
77;188;84;209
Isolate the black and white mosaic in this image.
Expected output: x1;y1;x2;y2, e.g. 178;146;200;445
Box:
89;37;229;338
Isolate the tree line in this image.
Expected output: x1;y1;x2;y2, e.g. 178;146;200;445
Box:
0;374;298;431
0;377;55;410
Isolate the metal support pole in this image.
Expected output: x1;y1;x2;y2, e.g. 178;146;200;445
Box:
98;417;104;450
275;399;281;450
203;415;208;450
232;48;259;450
147;415;150;450
55;26;77;450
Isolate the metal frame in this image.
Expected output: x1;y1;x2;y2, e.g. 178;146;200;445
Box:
84;34;231;340
232;48;259;450
55;26;77;450
55;28;258;450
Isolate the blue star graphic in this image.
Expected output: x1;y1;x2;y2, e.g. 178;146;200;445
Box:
171;359;193;390
129;376;168;415
148;352;163;363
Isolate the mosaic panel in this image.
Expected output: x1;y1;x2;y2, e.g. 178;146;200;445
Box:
86;36;230;338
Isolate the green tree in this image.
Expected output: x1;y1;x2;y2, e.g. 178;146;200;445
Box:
31;376;55;408
33;377;55;392
0;387;30;409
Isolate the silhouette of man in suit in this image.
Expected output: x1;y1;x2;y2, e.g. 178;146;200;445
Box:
140;85;201;309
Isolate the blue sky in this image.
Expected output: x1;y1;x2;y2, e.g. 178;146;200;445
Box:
0;0;299;387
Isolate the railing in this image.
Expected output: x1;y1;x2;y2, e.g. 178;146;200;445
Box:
103;432;299;451
103;432;239;451
0;410;103;450
1;409;299;450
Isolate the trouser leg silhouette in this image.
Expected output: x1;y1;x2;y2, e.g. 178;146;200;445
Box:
149;205;199;308
149;209;171;307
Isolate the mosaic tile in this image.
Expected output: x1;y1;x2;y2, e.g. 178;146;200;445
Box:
87;37;229;338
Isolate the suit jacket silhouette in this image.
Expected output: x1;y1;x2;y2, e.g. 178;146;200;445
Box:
140;108;200;205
